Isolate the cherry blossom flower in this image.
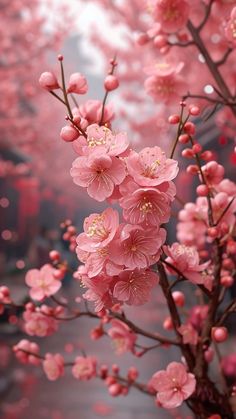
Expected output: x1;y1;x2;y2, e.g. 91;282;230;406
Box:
43;353;65;381
164;243;209;286
126;147;178;187
72;356;97;380
144;65;186;104
81;273;114;312
109;224;166;269
119;182;172;226
13;340;41;365
23;308;58;337
113;268;158;305
149;362;196;409
70;148;126;201
76;208;119;252
107;319;137;355
153;0;190;33
178;324;198;345
74;124;129;157
25;264;61;301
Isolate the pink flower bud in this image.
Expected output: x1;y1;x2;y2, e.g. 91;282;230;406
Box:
192;143;202;154
204;347;214;363
104;75;119;91
136;33;149;45
172;291;185;307
178;134;189;144
67;73;88;95
127;367;139;381
201;150;214;161
207;227;219;238
39;72;59;91
184;121;196;135
189;105;200;116
182;148;194;158
163;316;173;330
108;383;122;396
186;164;198;175
168;114;180;124
211;327;228;343
221;275;234;287
49;250;61;261
60;126;79;142
154;35;167;48
196;184;209;196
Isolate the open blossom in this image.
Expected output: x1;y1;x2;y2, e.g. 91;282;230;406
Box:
144;63;186;104
70;148;126;202
149;362;196;409
153;0;190;33
126;147;178;187
164;243;209;286
113;268;159;305
119;182;173;226
107;319;137;355
43;353;64;381
76;208;119;252
74;124;129;157
25;264;61;301
72;356;97;380
81;273;114;312
109;224;166;269
23;308;58;337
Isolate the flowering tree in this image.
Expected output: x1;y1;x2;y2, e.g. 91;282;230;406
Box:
1;1;236;418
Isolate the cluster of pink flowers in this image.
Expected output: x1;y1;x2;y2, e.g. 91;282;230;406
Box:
71;131;179;309
23;303;60;337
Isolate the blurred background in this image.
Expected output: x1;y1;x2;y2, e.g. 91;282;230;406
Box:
0;1;235;418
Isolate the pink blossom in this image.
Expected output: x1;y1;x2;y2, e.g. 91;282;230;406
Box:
201;161;225;186
126;147;178;187
39;72;59;91
149;362;196;409
25;264;62;301
107;319;137;355
75;124;129;157
144;64;186;104
79;99;114;125
109;224;166;269
189;305;208;332
153;0;190;33
164;243;209;286
70;148;126;202
225;7;236;44
113;268;158;305
67;72;88;94
13;339;41;365
119;182;172;226
43;353;64;381
178;324;198;345
76;208;119;252
81;273;114;312
23;307;58;337
72;356;97;380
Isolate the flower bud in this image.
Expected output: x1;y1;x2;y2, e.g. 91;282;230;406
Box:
39;72;59;91
60;126;79;142
104;75;119;91
67;73;88;95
